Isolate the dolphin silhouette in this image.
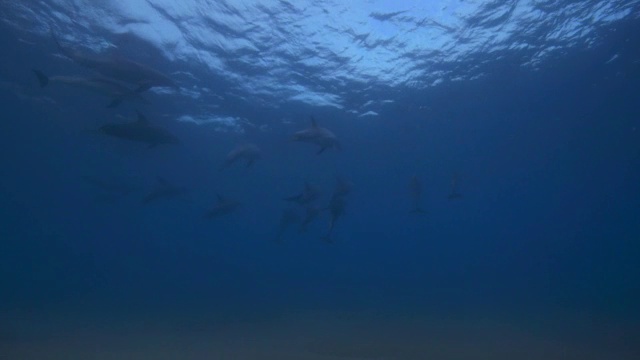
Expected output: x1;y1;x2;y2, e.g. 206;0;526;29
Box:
142;177;187;204
33;69;149;108
274;207;302;243
99;111;179;148
332;176;353;200
291;116;340;154
220;143;261;170
205;194;240;219
284;181;321;205
51;30;177;91
300;205;321;233
323;194;346;243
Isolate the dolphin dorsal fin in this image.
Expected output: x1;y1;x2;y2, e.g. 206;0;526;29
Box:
310;116;318;128
136;111;148;125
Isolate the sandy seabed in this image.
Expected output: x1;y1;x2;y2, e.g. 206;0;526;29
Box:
0;309;637;360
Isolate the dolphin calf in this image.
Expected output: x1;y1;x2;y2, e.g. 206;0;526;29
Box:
284;181;321;205
220;143;261;170
32;69;149;108
448;173;463;200
100;111;179;148
291;116;340;154
205;194;240;219
142;177;187;204
52;31;178;91
409;175;427;214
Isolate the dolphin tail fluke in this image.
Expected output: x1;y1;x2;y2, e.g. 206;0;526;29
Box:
32;70;49;87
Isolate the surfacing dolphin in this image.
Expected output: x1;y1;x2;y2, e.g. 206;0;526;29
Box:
220;143;261;170
142;177;187;204
100;111;179;148
51;30;178;91
205;194;240;219
33;69;149;108
291;116;340;154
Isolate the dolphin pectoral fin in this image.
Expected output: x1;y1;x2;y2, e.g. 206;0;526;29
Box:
32;70;49;87
246;158;255;167
316;146;328;155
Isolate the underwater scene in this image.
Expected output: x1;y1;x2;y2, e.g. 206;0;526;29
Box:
1;1;639;359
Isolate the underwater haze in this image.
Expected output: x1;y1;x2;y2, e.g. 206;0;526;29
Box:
1;0;640;359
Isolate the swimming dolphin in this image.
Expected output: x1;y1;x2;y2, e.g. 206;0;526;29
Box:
323;194;346;243
331;176;353;200
300;205;321;233
32;69;149;108
51;30;178;91
205;194;240;219
448;173;463;200
220;143;261;170
100;111;179;148
409;175;427;214
274;207;302;243
291;116;340;154
284;181;321;205
142;177;187;204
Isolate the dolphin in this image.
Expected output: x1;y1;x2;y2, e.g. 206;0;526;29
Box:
205;194;240;219
300;205;321;233
284;181;321;205
274;207;302;243
323;194;346;243
142;177;187;204
220;143;261;170
332;176;353;200
291;116;340;154
100;111;179;148
409;175;427;214
32;69;149;108
51;30;178;91
448;172;463;200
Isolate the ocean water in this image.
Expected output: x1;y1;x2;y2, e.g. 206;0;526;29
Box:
0;1;639;359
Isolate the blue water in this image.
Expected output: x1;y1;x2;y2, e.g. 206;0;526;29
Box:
1;1;639;359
